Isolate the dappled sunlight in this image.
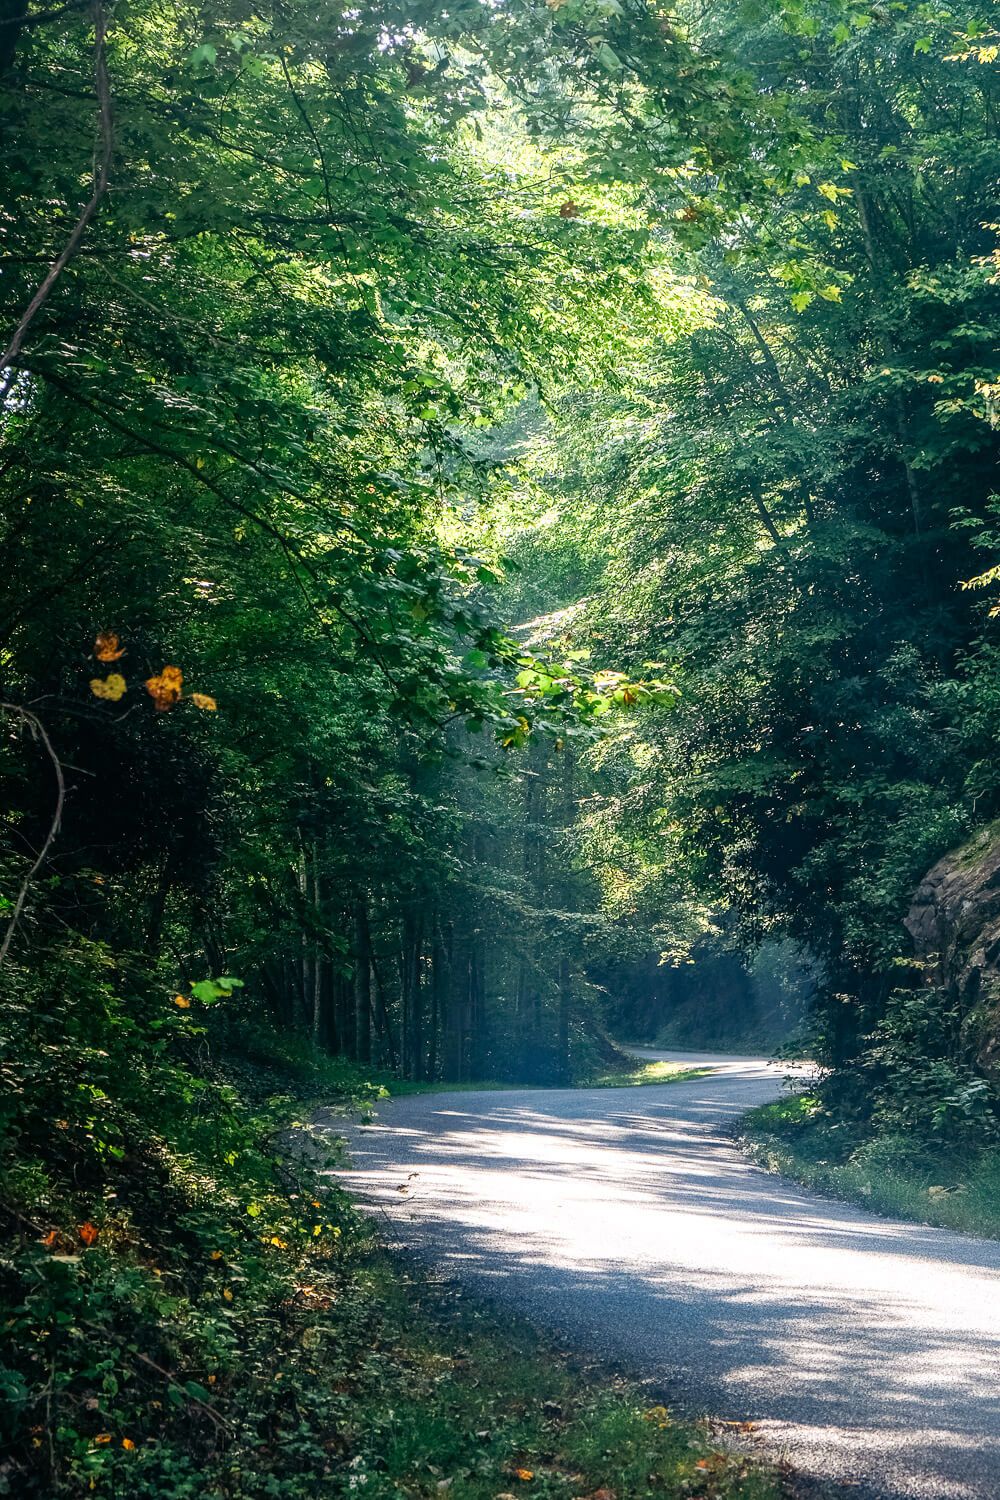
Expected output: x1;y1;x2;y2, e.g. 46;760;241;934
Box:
326;1057;1000;1499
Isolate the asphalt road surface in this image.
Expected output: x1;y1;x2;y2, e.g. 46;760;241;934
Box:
320;1051;1000;1499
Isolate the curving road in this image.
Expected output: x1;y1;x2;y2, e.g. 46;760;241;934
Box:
319;1051;1000;1500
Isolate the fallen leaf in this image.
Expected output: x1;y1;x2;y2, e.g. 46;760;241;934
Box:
94;631;126;661
78;1221;99;1247
189;692;217;712
90;673;126;702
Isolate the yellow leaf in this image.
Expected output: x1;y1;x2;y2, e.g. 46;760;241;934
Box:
90;673;127;702
223;1288;234;1301
189;692;217;712
210;1249;223;1260
146;666;183;711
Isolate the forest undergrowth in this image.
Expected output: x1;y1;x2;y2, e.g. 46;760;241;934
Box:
742;1093;1000;1241
0;954;781;1500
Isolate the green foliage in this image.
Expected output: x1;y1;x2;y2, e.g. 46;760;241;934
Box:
0;937;779;1499
2;0;1000;1482
744;1086;1000;1241
468;0;1000;1095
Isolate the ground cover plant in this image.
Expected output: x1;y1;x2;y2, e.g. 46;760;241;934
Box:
0;956;782;1499
742;1093;1000;1240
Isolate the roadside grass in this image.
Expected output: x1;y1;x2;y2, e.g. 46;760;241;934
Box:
742;1093;1000;1239
581;1059;712;1089
331;1254;784;1500
233;1022;710;1101
391;1060;712;1093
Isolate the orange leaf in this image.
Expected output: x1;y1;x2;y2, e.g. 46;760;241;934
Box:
78;1221;99;1247
94;631;126;662
122;1438;136;1451
210;1249;223;1261
173;994;192;1009
90;673;126;702
188;692;217;712
146;665;183;711
223;1288;234;1302
513;1470;534;1483
94;1433;112;1446
42;1229;60;1248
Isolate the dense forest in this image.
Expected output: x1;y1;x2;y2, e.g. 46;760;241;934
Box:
1;0;998;1493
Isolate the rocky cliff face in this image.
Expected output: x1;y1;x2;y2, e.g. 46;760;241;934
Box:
905;821;1000;1078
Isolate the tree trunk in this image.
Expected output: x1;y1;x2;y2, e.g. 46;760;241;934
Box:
354;902;372;1065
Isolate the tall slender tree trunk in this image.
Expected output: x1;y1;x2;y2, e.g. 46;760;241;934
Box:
354;901;372;1065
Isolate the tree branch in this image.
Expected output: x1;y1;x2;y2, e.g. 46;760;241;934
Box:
0;703;65;964
0;1;112;382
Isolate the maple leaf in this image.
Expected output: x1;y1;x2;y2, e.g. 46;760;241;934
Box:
94;631;126;661
90;673;126;702
189;692;217;712
78;1221;99;1247
146;665;183;710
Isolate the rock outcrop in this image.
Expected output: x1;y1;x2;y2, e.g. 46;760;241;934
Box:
905;820;1000;1079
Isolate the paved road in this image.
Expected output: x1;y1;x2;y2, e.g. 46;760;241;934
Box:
320;1051;1000;1500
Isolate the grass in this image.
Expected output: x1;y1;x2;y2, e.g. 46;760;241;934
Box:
313;1250;785;1500
741;1093;1000;1240
391;1059;712;1094
581;1059;712;1089
234;1023;711;1102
